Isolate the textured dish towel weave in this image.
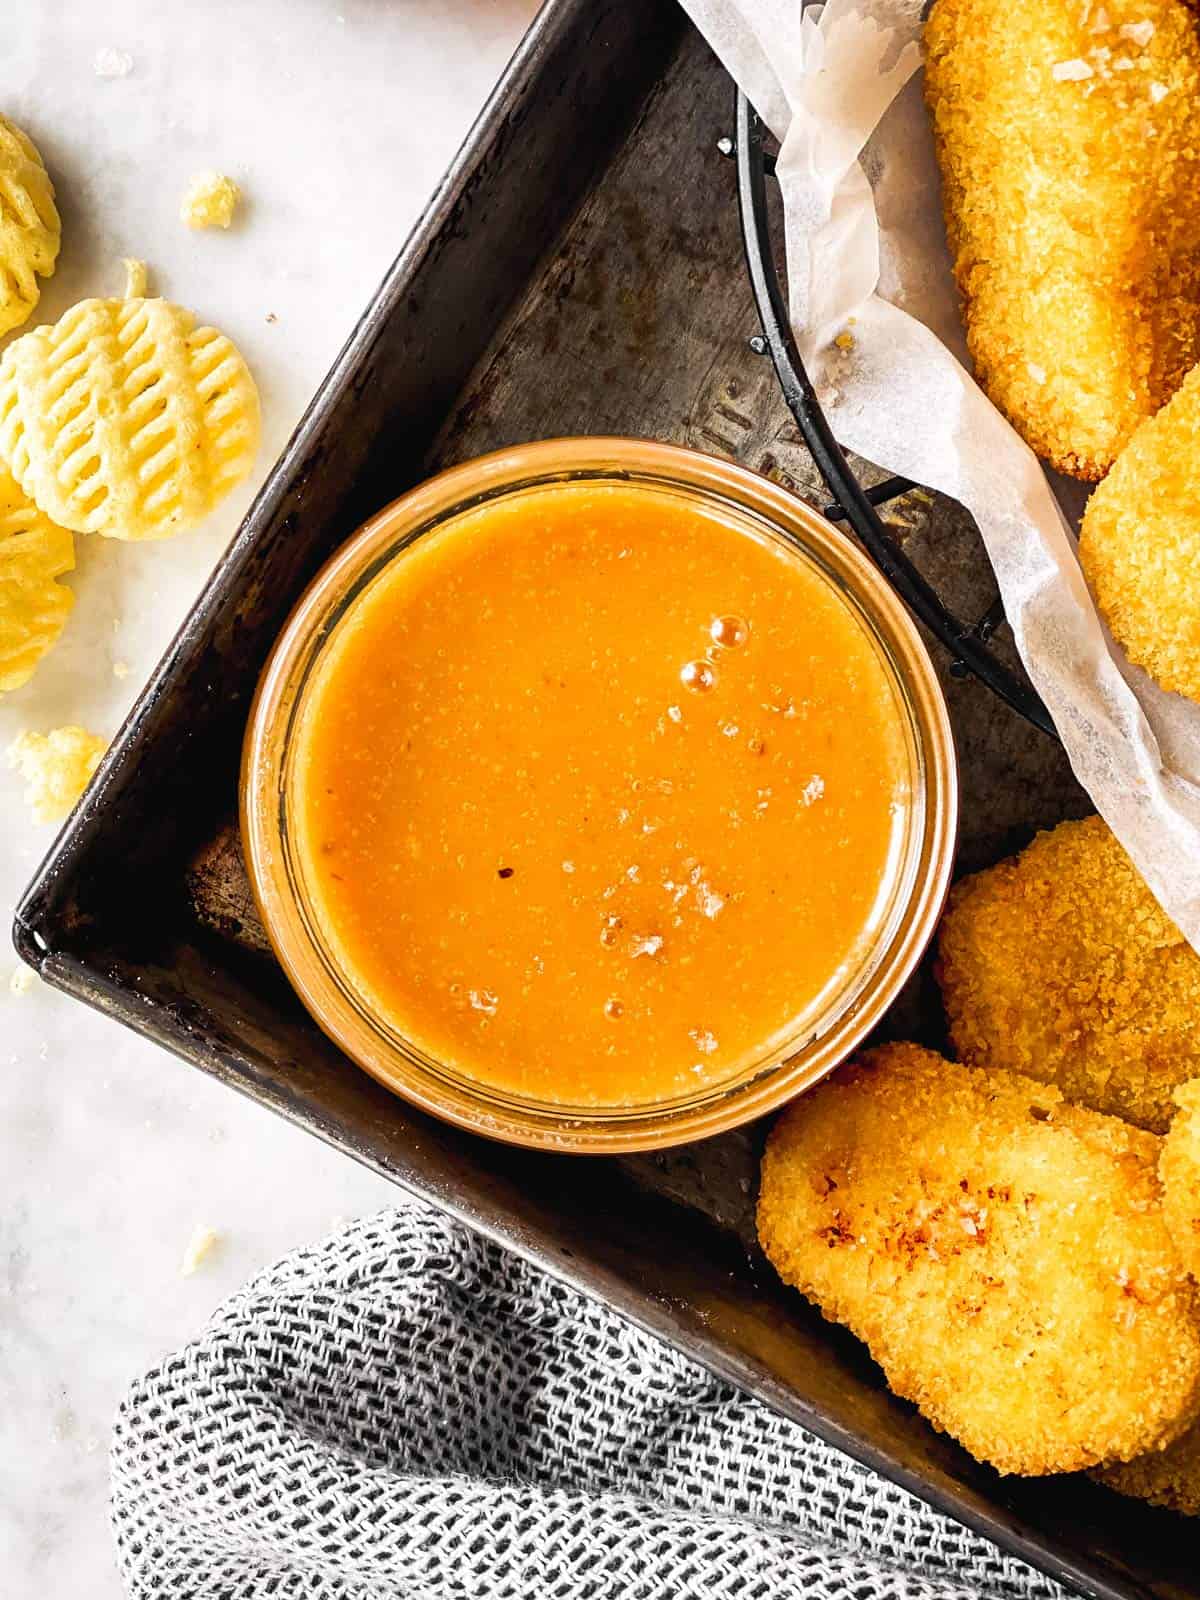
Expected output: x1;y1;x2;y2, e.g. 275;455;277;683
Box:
111;1205;1065;1600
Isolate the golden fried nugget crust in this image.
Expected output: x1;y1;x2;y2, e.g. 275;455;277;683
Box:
936;816;1200;1133
1162;1079;1200;1275
1096;1422;1200;1516
1098;1084;1200;1516
924;0;1200;479
1079;362;1200;702
758;1043;1200;1476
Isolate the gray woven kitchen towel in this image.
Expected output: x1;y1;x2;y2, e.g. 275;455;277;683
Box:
111;1204;1064;1600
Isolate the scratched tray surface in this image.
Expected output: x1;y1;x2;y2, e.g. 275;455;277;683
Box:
16;7;1188;1599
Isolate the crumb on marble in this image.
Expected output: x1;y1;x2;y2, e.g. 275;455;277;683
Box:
122;258;148;299
112;660;130;679
180;172;241;230
94;47;133;79
8;727;108;823
10;967;34;997
180;1224;222;1277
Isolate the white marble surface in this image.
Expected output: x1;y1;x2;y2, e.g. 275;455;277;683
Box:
0;3;539;1593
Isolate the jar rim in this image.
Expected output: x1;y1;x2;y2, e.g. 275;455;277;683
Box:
241;437;958;1153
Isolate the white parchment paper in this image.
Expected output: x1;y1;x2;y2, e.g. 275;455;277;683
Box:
680;0;1200;947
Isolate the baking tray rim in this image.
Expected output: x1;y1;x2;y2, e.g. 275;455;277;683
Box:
29;941;1153;1600
9;5;1182;1597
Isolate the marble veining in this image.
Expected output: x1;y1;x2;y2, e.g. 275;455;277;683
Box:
0;4;538;1593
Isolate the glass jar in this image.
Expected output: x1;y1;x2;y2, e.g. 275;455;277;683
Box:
242;438;957;1152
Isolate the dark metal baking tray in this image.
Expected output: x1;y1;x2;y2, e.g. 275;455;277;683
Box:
13;4;1192;1596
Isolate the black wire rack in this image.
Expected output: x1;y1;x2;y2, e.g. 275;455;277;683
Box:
726;92;1056;738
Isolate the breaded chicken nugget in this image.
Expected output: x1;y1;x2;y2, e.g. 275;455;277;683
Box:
924;0;1200;479
1096;1422;1200;1516
1162;1079;1200;1275
758;1043;1200;1476
936;815;1200;1133
1079;362;1200;702
1094;1085;1200;1517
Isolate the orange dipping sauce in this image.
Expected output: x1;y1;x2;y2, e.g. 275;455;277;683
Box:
293;481;909;1108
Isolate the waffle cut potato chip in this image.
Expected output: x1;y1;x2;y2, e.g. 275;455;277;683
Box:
0;463;74;692
0;294;260;541
0;114;60;338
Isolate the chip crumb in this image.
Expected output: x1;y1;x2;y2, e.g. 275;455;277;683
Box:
834;330;856;350
1052;57;1094;79
122;258;148;300
180;1224;222;1277
10;967;34;997
8;727;107;822
265;312;278;324
180;171;241;231
112;660;130;679
94;46;133;79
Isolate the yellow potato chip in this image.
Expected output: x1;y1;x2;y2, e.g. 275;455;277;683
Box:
0;295;260;541
8;725;107;822
0;464;74;692
0;114;60;337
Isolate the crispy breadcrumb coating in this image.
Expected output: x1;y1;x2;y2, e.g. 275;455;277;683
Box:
758;1043;1200;1476
924;0;1200;479
1095;1088;1200;1514
936;815;1200;1133
1162;1079;1200;1274
1096;1421;1200;1515
1079;361;1200;702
